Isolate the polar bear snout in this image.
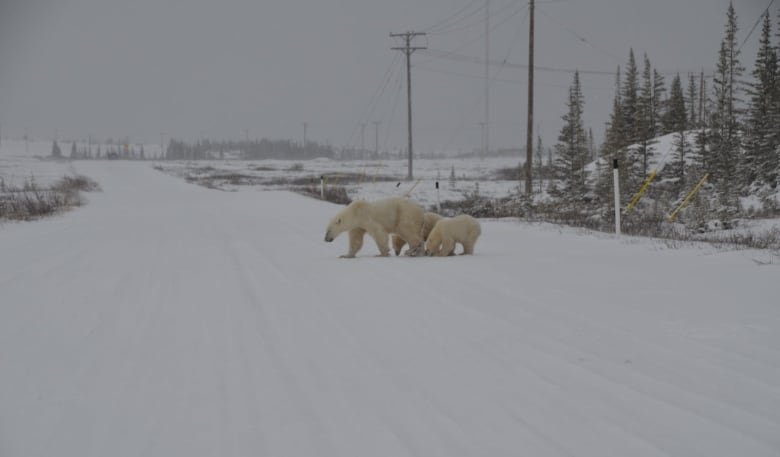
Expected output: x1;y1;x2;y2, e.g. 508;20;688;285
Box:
324;231;334;242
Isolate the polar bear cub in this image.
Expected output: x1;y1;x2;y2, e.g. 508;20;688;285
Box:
392;212;442;256
425;214;481;256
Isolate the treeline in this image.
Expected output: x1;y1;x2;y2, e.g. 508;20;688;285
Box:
550;2;780;218
164;138;337;160
51;139;148;160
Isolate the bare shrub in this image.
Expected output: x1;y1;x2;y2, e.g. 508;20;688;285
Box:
296;185;351;205
0;174;99;221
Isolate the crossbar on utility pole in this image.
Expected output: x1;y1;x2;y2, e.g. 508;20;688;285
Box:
391;31;426;180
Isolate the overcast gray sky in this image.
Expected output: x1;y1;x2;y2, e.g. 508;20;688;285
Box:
0;0;771;154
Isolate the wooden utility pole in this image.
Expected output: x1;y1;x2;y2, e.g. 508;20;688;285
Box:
373;121;381;157
303;122;308;155
360;122;366;157
484;0;490;158
391;31;426;180
524;0;535;193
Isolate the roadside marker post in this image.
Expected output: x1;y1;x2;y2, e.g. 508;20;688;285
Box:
435;181;441;213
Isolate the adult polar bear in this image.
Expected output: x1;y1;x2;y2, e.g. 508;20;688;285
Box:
324;197;426;258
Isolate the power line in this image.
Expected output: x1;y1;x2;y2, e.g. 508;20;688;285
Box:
421;0;482;34
424;0;488;34
738;0;776;53
427;0;526;36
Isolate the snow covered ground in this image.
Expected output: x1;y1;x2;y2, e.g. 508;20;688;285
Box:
1;157;779;457
156;156;526;209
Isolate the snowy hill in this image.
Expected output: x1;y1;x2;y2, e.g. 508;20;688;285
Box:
585;131;700;178
1;160;778;457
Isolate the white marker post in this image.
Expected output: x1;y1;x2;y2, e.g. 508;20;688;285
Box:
320;175;325;200
613;159;621;235
435;181;441;213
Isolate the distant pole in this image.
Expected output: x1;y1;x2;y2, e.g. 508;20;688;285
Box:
24;128;28;154
613;159;621;235
484;0;490;159
360;122;366;157
320;175;325;199
524;0;534;194
478;122;486;157
435;181;441;213
244;128;249;143
373;121;381;157
391;31;427;180
303;122;308;155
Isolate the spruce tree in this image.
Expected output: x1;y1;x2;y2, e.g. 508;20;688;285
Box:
664;74;688;134
597;66;628;205
636;53;657;178
552;71;589;204
709;2;744;206
51;141;62;158
622;49;640;144
743;11;778;189
652;69;667;135
665;75;690;191
536;136;544;193
687;73;698;129
70;142;78;159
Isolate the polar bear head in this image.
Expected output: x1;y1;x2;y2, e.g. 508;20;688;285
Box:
324;201;364;242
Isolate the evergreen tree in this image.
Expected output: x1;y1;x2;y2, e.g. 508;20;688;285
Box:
708;2;745;205
70;142;78;159
597;66;628;205
140;145;145;160
665;75;690;191
588;128;595;161
651;69;667;134
552;71;589;203
622;49;640;144
635;53;657;177
743;11;778;189
687;73;698;129
536;136;544;193
51;140;62;158
664;74;688;134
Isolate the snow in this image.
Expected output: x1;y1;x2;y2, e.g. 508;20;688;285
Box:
156;156;525;209
1;156;779;456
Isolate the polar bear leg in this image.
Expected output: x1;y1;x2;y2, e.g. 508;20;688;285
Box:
340;228;366;258
364;221;390;257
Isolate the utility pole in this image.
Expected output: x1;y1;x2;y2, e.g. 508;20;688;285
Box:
524;0;535;194
303;122;308;155
484;0;490;159
478;122;486;156
391;31;426;180
373;121;381;157
360;122;366;158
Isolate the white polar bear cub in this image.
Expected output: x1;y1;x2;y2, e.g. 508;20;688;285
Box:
425;214;481;256
324;197;426;258
392;211;442;256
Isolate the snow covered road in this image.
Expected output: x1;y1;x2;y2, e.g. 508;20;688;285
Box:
1;162;778;457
